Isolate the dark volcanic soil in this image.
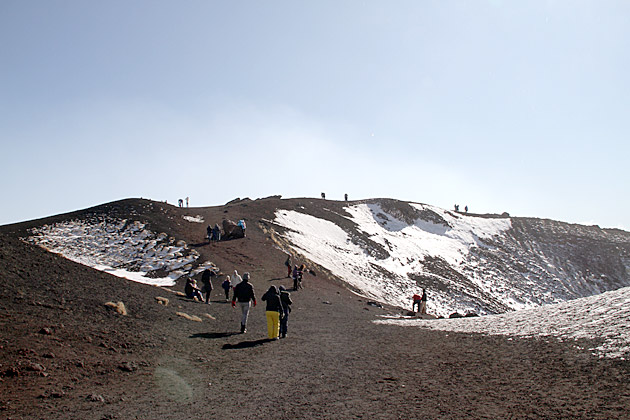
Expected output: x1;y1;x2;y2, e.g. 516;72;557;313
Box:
1;198;629;419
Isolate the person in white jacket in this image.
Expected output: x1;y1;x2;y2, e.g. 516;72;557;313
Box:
233;270;243;289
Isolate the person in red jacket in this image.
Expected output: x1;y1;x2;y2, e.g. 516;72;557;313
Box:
412;293;422;312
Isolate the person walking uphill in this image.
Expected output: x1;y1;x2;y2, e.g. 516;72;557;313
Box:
221;276;231;301
412;293;422;312
201;269;214;304
261;286;283;340
420;289;428;315
231;272;256;333
279;286;292;338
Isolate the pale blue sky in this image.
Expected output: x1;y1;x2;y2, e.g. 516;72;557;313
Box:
1;1;628;229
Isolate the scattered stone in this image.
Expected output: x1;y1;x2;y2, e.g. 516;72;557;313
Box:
176;312;202;322
203;313;216;320
155;296;169;306
367;301;383;308
39;327;53;335
465;313;479;317
449;312;463;319
24;362;45;373
118;361;138;372
104;301;127;316
86;394;106;403
322;301;331;305
2;367;20;377
42;352;55;359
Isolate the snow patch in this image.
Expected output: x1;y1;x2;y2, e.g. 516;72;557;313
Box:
376;286;630;359
26;217;210;286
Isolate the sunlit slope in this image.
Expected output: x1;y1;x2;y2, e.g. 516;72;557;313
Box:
273;199;630;317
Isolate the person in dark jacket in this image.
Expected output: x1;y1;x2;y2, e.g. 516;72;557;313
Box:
185;277;203;301
284;255;292;278
292;265;299;291
201;269;214;304
420;289;428;315
212;224;221;242
231;272;256;333
221;275;231;301
261;285;283;340
278;286;293;338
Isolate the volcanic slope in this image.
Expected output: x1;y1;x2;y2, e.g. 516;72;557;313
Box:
1;197;629;419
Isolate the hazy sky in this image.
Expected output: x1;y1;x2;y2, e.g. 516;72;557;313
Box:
1;1;628;229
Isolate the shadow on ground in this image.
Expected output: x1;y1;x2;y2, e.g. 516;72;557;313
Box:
222;339;273;349
190;332;239;339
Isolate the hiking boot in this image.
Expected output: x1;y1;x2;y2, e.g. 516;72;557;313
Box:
240;324;246;334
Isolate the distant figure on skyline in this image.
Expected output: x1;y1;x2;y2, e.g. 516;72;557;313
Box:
321;192;326;199
186;197;189;207
178;198;183;207
344;193;348;201
454;204;460;212
465;205;468;213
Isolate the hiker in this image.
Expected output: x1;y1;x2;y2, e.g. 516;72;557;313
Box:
231;272;256;333
420;289;428;314
221;276;232;301
237;219;246;237
292;265;299;291
178;199;183;208
200;269;214;304
465;205;468;213
212;224;221;241
412;293;422;312
233;270;242;290
185;277;204;302
297;264;307;289
344;193;348;201
206;225;212;242
261;286;283;340
279;286;293;338
186;197;189;207
284;255;292;278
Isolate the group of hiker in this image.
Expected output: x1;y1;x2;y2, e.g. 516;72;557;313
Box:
284;255;311;291
412;289;428;314
206;219;247;242
185;267;294;340
454;204;469;213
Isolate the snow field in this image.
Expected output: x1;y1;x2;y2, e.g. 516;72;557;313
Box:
376;286;630;360
26;218;210;286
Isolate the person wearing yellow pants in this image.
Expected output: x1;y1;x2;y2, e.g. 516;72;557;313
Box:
262;286;283;340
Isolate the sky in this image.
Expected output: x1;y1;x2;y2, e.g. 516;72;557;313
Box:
1;1;628;229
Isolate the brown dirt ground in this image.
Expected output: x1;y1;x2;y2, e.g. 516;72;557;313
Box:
1;198;629;419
